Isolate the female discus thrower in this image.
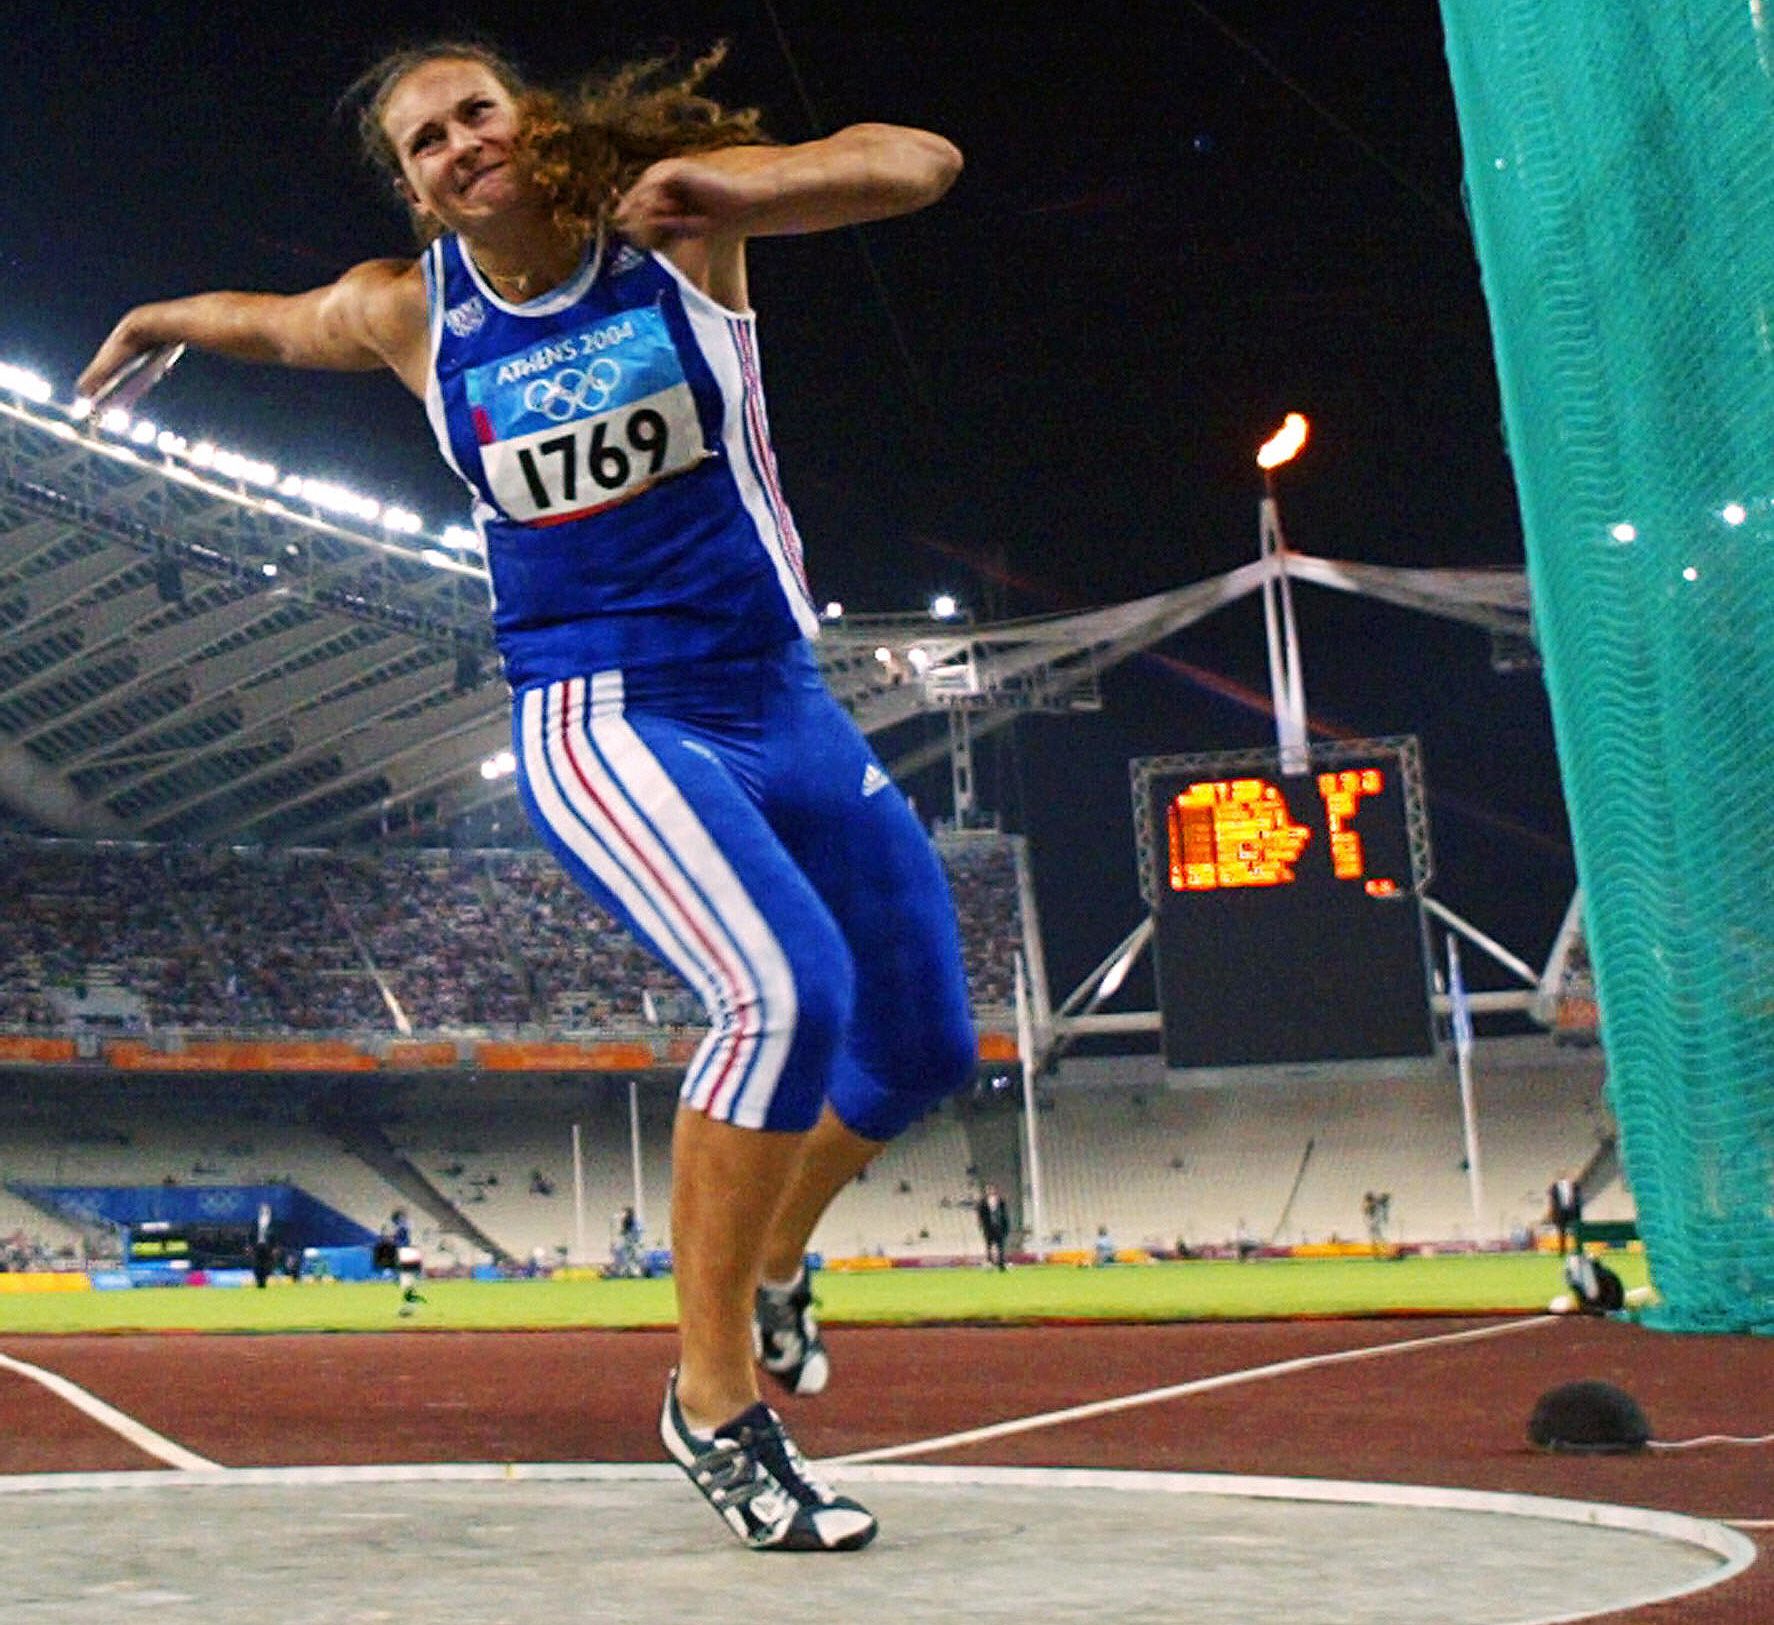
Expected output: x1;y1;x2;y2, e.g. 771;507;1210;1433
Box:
80;43;975;1552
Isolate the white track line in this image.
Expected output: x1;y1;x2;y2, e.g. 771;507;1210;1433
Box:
0;1351;219;1472
829;1314;1555;1466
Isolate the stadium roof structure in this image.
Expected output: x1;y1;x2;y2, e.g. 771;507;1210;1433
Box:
0;382;1532;849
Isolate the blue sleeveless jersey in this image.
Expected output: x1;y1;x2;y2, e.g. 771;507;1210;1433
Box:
420;234;820;687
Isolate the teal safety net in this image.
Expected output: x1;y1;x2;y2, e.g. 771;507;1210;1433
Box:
1437;2;1773;1331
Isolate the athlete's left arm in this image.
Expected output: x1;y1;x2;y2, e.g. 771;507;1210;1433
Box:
614;124;962;308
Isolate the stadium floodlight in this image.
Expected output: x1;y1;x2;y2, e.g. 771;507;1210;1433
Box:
1722;503;1747;527
873;646;893;664
296;478;381;523
99;407;130;435
261;562;278;578
440;525;481;553
0;362;53;404
906;646;932;674
822;600;844;620
1256;412;1310;471
210;449;278;487
930;593;960;620
129;419;157;445
381;507;423;533
479;748;518;781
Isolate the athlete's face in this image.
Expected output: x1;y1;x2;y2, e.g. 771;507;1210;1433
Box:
382;59;528;232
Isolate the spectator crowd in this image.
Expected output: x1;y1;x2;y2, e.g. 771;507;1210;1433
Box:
0;833;1027;1037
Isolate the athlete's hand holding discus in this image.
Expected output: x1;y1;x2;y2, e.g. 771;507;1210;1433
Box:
78;321;179;410
76;260;427;409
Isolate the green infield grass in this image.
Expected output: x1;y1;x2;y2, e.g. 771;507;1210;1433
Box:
0;1251;1648;1335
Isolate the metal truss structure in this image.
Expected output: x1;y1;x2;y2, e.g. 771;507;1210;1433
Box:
0;385;1535;866
0;392;1284;847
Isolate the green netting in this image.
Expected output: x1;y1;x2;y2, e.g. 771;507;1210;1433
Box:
1437;2;1773;1332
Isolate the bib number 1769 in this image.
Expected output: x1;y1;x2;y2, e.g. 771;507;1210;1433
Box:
514;407;669;511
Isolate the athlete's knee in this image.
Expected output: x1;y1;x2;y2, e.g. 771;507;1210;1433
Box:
704;910;854;1058
828;1005;977;1143
684;932;854;1132
898;950;977;1096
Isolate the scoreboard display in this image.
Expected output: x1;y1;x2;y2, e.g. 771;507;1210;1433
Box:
1132;738;1435;1068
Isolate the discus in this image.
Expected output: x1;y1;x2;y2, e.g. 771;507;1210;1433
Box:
83;342;186;415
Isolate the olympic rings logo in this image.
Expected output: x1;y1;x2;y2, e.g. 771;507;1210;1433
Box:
523;359;623;421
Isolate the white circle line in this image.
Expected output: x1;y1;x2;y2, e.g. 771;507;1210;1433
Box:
0;1460;1750;1625
827;1313;1557;1465
0;1350;217;1471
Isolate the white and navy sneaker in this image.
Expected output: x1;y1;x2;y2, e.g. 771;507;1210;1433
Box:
754;1266;830;1396
660;1371;876;1552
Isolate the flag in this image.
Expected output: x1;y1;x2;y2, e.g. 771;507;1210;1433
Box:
1448;937;1474;1056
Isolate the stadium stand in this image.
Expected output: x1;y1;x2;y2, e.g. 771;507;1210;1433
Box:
0;1185;89;1266
384;1076;676;1265
0;828;1631;1262
936;831;1022;1011
387;1082;984;1264
481;854;694;1029
0;1033;1623;1268
1034;1037;1619;1252
808;1108;980;1260
344;851;533;1030
0;1075;420;1250
0;832;1027;1038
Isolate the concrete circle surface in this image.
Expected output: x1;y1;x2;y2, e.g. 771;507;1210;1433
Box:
0;1466;1745;1624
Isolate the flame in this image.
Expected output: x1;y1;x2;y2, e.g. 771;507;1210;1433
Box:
1257;413;1310;471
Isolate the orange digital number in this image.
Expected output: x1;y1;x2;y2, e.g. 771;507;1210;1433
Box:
1167;778;1311;890
1315;767;1397;888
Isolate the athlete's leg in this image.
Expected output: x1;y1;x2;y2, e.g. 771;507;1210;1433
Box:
757;651;977;1272
670;1107;807;1423
513;672;854;1428
758;1104;885;1283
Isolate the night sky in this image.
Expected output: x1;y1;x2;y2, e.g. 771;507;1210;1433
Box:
3;1;1574;1006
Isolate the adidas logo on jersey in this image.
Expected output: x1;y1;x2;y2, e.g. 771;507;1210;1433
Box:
444;296;487;337
861;763;891;797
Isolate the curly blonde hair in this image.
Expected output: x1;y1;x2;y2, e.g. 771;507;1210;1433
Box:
350;41;769;247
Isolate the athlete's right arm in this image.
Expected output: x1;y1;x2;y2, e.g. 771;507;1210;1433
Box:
76;258;431;403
